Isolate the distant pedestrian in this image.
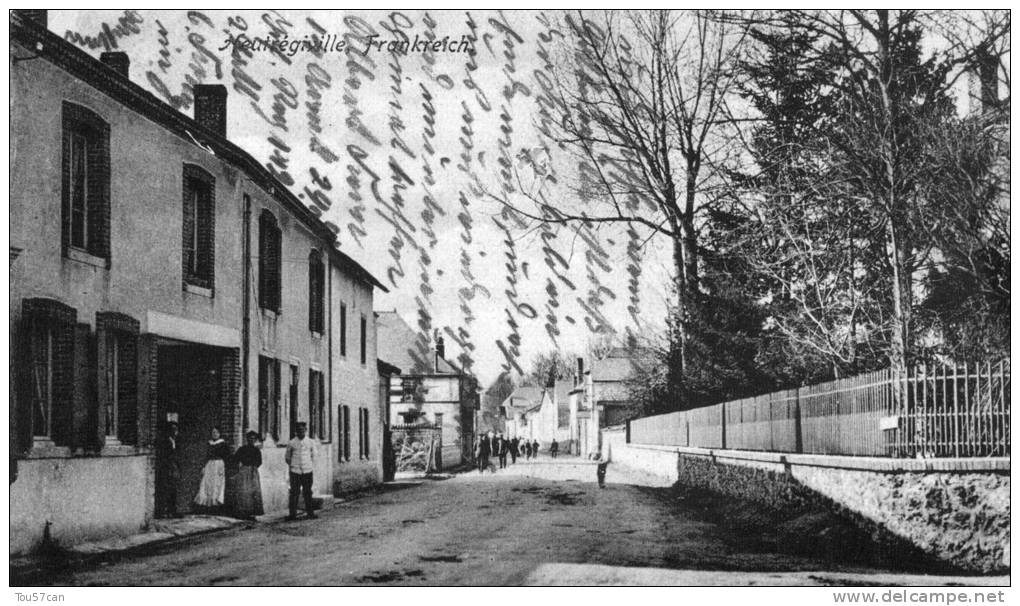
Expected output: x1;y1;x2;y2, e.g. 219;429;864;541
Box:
532;440;540;458
509;437;518;464
597;459;608;488
194;427;230;512
524;441;532;459
497;433;508;469
476;435;491;473
486;431;499;472
550;439;559;458
285;422;317;520
157;422;181;518
231;430;264;520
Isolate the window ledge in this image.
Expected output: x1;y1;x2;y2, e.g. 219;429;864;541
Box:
261;308;279;319
310;331;323;339
66;247;107;269
25;440;72;459
184;283;214;298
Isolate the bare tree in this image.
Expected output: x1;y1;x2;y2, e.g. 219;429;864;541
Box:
488;10;751;404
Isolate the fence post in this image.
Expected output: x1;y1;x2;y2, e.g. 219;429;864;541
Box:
720;402;727;450
794;387;802;454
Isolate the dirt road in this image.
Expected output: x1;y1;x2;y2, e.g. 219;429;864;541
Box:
36;460;995;586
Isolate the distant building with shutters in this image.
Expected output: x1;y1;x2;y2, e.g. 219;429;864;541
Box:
375;311;478;467
9;11;387;554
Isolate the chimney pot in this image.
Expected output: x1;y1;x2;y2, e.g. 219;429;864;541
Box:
19;10;47;28
193;84;228;138
100;51;130;79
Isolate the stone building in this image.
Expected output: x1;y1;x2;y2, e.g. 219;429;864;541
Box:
375;311;477;467
9;11;387;554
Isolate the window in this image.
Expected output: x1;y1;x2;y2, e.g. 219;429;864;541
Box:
289;364;299;439
182;165;215;290
309;369;325;440
360;314;367;365
341;405;351;461
18;299;76;449
308;250;325;334
258;356;280;441
258;210;282;312
61;102;110;262
96;312;139;445
339;303;347;356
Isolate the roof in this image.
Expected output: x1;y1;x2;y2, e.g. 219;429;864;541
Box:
502;386;543;410
591;349;657;383
9;12;386;293
375;312;422;373
375;311;462;375
377;359;401;377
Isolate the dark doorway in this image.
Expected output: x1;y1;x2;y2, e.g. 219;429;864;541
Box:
156;343;227;515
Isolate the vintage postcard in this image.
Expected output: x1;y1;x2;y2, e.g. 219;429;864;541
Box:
7;8;1010;595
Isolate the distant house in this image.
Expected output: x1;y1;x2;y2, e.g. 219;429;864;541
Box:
375;311;477;467
573;348;659;457
502;385;542;440
517;380;573;449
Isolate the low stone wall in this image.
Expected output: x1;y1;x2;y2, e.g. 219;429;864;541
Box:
11;454;150;555
606;437;1010;574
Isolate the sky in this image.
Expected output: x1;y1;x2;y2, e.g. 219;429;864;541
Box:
49;10;676;387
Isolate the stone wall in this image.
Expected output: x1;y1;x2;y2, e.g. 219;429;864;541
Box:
606;435;1010;574
11;455;149;555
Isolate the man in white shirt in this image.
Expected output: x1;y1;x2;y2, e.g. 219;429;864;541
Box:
285;422;317;520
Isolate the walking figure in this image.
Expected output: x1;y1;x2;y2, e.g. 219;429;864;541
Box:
550;439;559;458
597;460;608;488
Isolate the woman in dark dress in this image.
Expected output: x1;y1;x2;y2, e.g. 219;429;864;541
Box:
231;430;264;520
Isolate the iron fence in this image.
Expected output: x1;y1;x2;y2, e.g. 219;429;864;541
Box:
628;359;1009;458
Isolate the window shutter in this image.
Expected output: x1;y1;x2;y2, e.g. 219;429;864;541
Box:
271;225;282;311
60;118;72;258
50;312;76;447
14;318;34;455
86;323;105;451
86;122;111;262
197;182;215;289
319;372;326;440
118;331;139;445
272;359;281;442
182;180;195;286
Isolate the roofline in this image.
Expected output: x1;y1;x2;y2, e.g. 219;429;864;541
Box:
10;12;387;294
377;359;402;376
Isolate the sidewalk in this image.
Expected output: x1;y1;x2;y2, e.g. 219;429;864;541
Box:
10;515;247;585
10;486;363;585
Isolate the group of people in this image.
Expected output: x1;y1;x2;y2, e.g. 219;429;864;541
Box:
158;421;321;522
474;431;551;473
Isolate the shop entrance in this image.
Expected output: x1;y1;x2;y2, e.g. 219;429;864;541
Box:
155;341;231;515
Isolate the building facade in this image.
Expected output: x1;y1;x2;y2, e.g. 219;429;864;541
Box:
9;11;386;554
376;312;477;467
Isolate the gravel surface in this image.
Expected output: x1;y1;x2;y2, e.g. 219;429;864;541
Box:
34;459;1000;586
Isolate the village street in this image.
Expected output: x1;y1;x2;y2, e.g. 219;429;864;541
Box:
31;460;997;587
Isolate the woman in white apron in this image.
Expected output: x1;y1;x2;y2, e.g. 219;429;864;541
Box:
194;427;231;511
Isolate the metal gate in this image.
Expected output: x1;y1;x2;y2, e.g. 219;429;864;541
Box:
391;423;442;473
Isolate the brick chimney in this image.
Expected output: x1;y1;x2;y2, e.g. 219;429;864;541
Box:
193;84;228;138
100;52;130;79
19;10;47;28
